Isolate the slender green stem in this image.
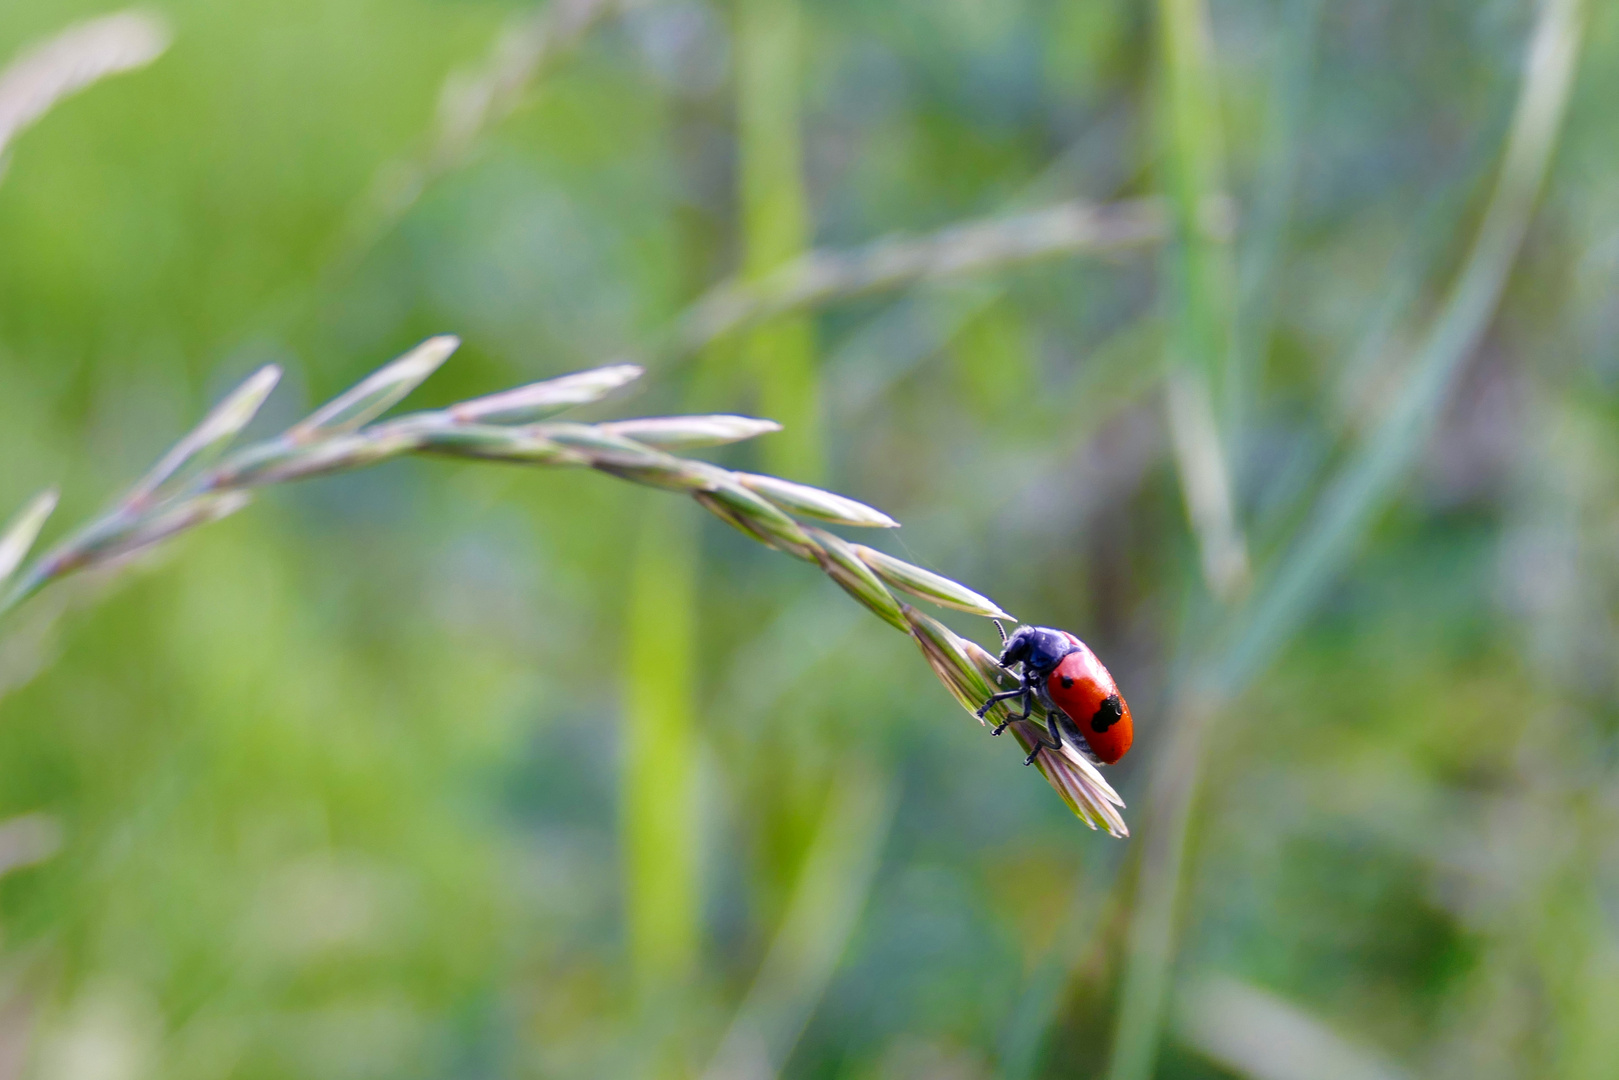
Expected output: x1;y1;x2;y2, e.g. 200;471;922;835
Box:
700;760;896;1080
1106;4;1586;1078
0;11;170;164
1;351;1122;853
624;500;702;997
670;199;1168;368
1154;0;1247;600
1225;0;1322;472
737;0;820;481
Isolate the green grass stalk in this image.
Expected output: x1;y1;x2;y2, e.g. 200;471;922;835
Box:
700;760;896;1080
737;0;820;481
669;199;1169;370
1106;3;1586;1077
0;343;1123;838
1154;0;1247;600
0;10;169;164
624;500;702;998
1224;0;1322;473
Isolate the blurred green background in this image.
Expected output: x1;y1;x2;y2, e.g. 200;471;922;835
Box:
1;0;1617;1078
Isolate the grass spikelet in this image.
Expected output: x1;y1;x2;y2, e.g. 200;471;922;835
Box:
451;363;643;424
904;607;988;712
852;545;1011;618
95;492;254;563
736;474;899;528
414;423;585;465
0;490;58;593
0;338;1121;833
1008;719;1129;836
598;416;781;450
543;424;711;491
804;527;908;631
291;335;459;438
694;481;819;562
0;10;171;160
127;365;282;505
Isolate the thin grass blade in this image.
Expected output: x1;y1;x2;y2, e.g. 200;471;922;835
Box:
415;423;584;465
670;198;1170;361
224;428;428;487
853;545;1010;618
127;365;281;504
0;10;171;160
1177;975;1411;1080
1009;720;1129;836
738;474;898;528
624;500;700;995
95;492;253;566
598;415;780;450
541;423;707;491
0;489;58;593
451;363;642;424
1154;0;1248;604
1108;7;1588;1079
291;335;459;438
906;607;993;710
696;480;819;561
338;0;620;262
805;527;907;630
1222;0;1585;695
700;759;896;1080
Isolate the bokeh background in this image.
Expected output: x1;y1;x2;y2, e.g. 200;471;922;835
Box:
1;0;1616;1078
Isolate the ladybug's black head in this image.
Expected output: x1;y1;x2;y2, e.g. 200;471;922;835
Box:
998;625;1076;677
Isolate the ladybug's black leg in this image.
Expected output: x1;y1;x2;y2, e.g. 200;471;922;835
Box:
971;689;1023;722
1022;710;1065;766
990;687;1033;736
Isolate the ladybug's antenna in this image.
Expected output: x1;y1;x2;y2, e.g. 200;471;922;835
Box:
992;619;1008;645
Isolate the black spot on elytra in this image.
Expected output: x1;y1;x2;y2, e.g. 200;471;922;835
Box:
1091;694;1123;733
1060;675;1074;688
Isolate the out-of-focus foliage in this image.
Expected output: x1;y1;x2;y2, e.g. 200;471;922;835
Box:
1;1;1617;1079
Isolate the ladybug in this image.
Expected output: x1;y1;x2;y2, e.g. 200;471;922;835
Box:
974;624;1133;766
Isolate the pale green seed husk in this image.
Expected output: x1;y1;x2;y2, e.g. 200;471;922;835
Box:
852;545;1011;618
291;335;459;438
736;474;898;528
0;489;59;592
696;481;818;561
451;363;643;424
415;423;585;465
805;527;908;630
598;415;781;450
128;364;281;504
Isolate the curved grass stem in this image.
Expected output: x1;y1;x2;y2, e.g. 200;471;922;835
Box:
0;336;1126;832
1106;2;1587;1076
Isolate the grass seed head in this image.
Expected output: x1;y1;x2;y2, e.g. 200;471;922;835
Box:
0;339;1124;835
805;527;909;631
291;335;459;439
0;489;59;595
736;474;899;529
450;363;643;424
852;545;1012;619
597;416;781;450
127;364;282;506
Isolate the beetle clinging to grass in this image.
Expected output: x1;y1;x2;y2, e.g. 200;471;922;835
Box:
975;622;1134;766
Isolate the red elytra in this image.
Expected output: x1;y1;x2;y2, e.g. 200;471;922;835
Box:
1045;632;1133;764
